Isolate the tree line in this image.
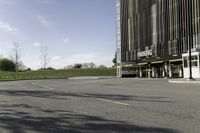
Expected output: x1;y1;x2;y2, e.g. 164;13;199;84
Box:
65;63;108;69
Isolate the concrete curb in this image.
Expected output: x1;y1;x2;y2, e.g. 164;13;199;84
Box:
68;76;115;80
98;76;116;79
0;78;68;82
169;79;200;84
69;77;100;80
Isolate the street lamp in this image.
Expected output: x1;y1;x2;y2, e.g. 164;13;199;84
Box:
188;0;195;80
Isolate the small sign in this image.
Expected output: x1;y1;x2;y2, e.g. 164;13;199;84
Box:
137;49;153;58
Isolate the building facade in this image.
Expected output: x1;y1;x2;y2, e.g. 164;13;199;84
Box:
117;0;200;78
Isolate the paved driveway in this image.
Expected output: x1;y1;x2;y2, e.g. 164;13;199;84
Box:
0;78;200;133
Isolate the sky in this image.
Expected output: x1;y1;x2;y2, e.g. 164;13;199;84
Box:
0;0;116;69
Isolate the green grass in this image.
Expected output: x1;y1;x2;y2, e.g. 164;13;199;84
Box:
0;68;116;81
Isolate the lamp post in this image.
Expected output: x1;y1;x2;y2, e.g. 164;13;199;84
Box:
188;0;195;80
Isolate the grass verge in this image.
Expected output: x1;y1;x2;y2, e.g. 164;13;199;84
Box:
0;68;116;81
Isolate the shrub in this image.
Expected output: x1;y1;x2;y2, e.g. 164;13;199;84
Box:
47;67;55;70
74;64;82;69
0;58;16;71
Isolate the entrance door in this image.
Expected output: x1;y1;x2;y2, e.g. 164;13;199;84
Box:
171;65;183;78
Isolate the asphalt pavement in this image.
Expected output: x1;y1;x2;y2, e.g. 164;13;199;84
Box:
0;78;200;133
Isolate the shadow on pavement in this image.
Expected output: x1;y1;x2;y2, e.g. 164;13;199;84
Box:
0;103;180;133
0;90;174;103
0;88;179;133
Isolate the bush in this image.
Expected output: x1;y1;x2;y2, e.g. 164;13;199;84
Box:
0;58;16;71
47;67;55;70
74;64;82;69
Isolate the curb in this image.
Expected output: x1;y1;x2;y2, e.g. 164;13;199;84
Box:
69;76;115;80
0;78;68;82
169;80;200;84
69;77;100;80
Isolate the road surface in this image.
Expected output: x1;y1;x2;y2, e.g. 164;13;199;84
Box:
0;78;200;133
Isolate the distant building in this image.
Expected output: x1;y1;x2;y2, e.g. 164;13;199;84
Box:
117;0;200;78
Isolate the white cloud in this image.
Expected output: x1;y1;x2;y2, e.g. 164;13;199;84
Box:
36;15;53;28
33;42;41;47
52;56;61;61
0;20;27;39
0;21;14;32
64;38;69;44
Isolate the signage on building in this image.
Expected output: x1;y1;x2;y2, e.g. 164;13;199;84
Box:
137;49;153;58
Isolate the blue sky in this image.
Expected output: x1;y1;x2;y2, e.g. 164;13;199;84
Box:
0;0;116;69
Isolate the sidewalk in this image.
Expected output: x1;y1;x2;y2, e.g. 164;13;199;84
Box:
169;78;200;84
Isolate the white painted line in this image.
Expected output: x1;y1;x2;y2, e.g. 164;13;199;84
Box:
96;98;130;106
111;101;130;106
97;98;112;102
31;82;55;90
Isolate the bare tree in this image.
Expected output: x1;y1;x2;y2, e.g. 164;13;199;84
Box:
18;61;28;71
88;62;97;69
64;65;74;69
82;63;90;69
98;65;107;69
81;62;97;69
11;42;23;79
40;46;50;78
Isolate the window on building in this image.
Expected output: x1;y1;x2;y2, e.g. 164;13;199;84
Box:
192;61;198;67
191;55;198;67
191;56;198;60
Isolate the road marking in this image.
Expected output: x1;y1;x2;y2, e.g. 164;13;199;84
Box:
31;83;129;106
96;98;130;106
31;82;55;90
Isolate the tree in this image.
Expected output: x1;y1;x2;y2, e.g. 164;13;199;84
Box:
82;63;90;69
18;61;28;71
112;51;117;67
40;46;50;78
0;58;16;71
98;65;107;69
27;68;31;71
10;42;23;78
64;65;74;69
47;67;55;70
88;62;97;69
74;64;82;69
112;57;117;67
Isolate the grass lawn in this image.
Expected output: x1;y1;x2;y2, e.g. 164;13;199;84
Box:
0;68;116;81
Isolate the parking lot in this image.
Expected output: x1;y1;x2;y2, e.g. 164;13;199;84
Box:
0;78;200;133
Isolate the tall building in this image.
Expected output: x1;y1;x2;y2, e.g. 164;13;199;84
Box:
117;0;200;78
